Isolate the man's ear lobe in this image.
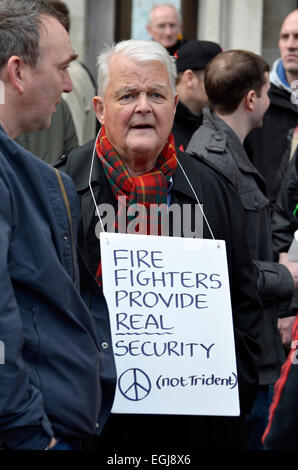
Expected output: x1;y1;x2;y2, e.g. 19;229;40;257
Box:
6;56;25;94
93;96;105;124
174;92;179;109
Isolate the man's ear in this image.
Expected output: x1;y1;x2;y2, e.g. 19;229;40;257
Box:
173;92;179;112
146;23;152;37
182;69;196;89
245;90;256;112
93;96;105;124
6;56;26;94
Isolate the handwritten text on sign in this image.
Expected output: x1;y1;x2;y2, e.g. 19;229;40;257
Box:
100;233;240;416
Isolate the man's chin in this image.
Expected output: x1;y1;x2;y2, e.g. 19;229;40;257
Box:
38;116;52;132
161;40;177;49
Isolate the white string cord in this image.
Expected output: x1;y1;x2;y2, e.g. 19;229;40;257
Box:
177;158;215;240
89;130;106;233
88;137;215;240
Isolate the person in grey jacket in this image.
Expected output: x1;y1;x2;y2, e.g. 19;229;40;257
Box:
186;50;295;450
16;98;78;165
0;0;115;450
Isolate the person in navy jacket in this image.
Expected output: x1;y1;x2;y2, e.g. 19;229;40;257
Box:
0;0;115;450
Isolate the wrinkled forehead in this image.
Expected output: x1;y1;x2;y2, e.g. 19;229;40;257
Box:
109;54;170;84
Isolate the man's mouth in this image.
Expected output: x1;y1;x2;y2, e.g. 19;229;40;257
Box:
131;124;154;130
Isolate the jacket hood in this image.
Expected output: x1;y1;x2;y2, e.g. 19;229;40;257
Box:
270;59;292;94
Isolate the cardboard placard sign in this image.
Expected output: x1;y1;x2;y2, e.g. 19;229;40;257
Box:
100;233;240;416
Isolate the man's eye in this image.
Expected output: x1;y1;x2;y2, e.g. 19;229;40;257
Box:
151;92;164;101
120;93;133;101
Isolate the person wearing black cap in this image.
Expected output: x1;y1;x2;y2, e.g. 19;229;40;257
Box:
172;39;222;151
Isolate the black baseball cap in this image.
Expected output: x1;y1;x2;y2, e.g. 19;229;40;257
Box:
175;39;222;72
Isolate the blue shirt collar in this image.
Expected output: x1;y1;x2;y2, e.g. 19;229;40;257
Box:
277;60;290;88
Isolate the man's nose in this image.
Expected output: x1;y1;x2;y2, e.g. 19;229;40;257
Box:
287;35;298;49
164;25;173;36
63;70;73;94
135;94;151;112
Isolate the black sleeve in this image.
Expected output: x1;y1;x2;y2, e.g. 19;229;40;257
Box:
272;148;298;256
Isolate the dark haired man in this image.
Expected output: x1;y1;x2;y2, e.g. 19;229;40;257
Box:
173;39;222;150
0;0;115;450
187;49;295;450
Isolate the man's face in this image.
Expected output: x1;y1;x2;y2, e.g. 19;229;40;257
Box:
279;10;298;79
147;6;182;49
252;72;270;129
94;54;178;170
22;15;74;132
193;71;208;113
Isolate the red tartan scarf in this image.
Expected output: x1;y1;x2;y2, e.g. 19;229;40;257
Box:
95;125;177;285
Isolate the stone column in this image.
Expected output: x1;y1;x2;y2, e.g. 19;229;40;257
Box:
63;0;87;61
85;0;116;81
198;0;264;54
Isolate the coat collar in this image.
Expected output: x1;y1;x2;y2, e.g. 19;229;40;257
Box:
70;141;200;203
202;108;264;177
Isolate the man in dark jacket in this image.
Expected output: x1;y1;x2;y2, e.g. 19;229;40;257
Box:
172;39;222;151
271;145;298;348
244;9;298;203
262;313;298;450
187;49;295;449
262;147;298;450
57;39;263;451
0;0;115;450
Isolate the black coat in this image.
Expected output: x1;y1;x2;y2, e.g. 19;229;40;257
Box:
272;147;298;256
56;141;262;450
172;100;203;151
272;147;298;312
187;109;295;385
244;84;298;203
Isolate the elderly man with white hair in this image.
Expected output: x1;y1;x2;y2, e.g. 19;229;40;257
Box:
57;39;262;451
146;3;186;55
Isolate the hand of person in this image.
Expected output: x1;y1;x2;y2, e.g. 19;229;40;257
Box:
279;252;298;287
45;437;57;450
277;315;297;349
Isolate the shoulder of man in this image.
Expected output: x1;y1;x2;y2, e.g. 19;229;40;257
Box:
55;138;96;190
178;148;236;190
269;83;297;113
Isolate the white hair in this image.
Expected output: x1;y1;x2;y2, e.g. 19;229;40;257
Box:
96;39;177;98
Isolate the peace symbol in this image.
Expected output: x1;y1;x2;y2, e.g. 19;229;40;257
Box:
118;368;151;401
